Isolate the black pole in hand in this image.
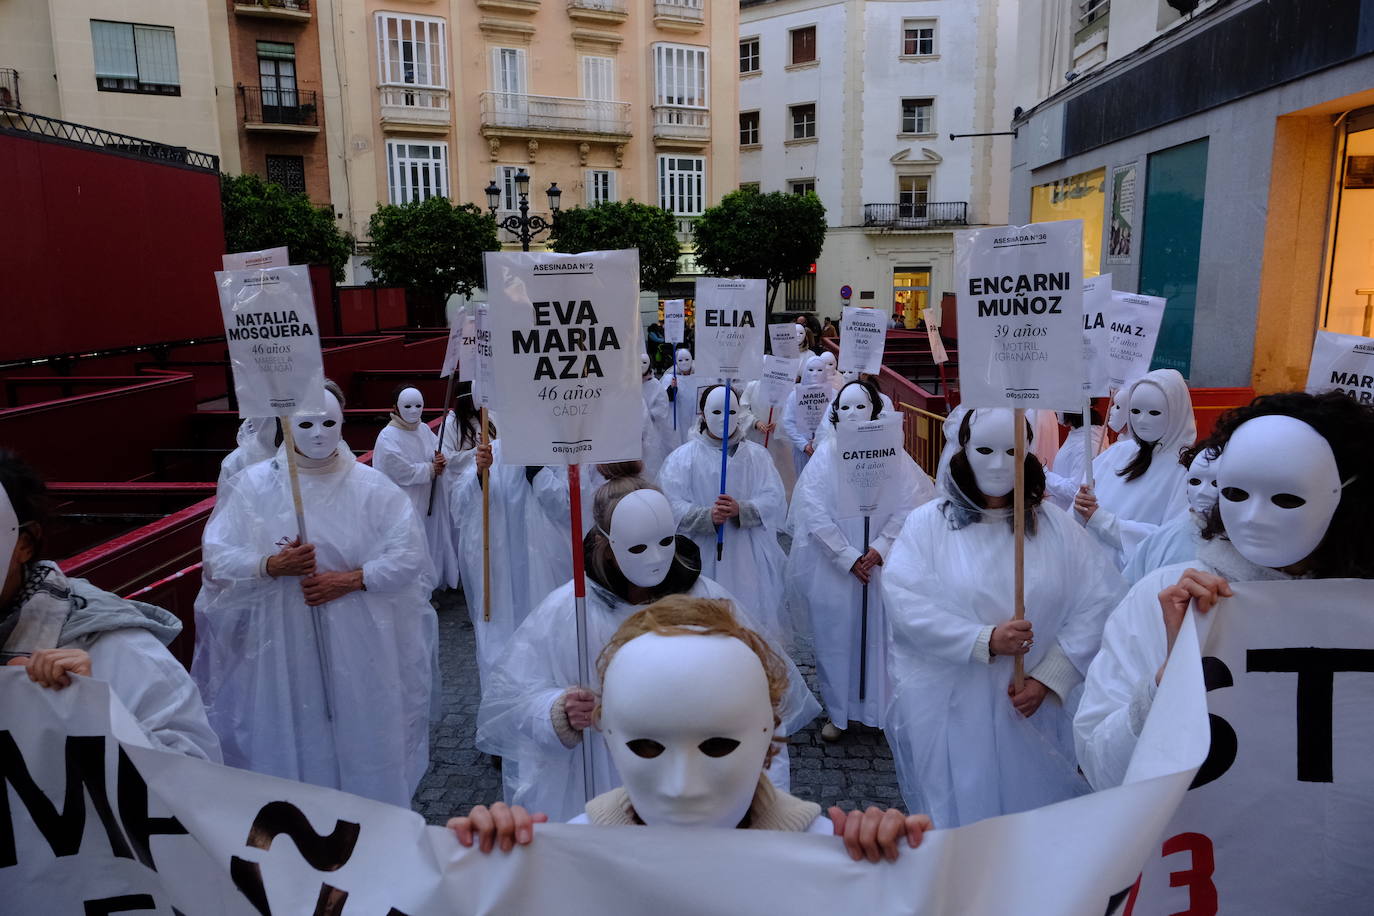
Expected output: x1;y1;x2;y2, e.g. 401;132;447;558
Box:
859;515;871;702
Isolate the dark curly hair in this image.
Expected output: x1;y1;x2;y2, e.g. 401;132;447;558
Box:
1198;391;1374;578
944;410;1046;535
695;383;744;435
0;449;49;556
827;379;882;427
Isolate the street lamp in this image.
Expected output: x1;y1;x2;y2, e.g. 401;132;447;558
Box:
484;168;562;252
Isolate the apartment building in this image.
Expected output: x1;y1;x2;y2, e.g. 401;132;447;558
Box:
738;0;1016;324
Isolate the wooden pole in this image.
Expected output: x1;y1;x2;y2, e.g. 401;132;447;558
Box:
280;422;334;722
480;407;492;623
568;463;595;802
762;406;774;448
1083;393;1096;488
427;374;458;516
1012;407;1027;693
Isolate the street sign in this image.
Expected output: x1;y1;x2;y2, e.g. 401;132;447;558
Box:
840;285;853;300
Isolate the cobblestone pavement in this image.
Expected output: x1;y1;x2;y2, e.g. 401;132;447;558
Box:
411;587;904;824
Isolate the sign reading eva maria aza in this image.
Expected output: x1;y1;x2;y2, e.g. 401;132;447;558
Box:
693;278;765;381
485;250;642;465
216;265;326;418
955;220;1084;409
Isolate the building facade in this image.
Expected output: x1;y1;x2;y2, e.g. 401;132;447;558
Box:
738;0;1016;325
1010;0;1374;391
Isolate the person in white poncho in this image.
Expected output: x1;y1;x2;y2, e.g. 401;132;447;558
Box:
193;383;437;806
781;356;831;475
787;380;936;741
881;408;1124;828
373;385;459;589
659;384;791;645
660;348;699;450
475;477;820;823
1121;444;1218;584
217;417;277;490
1076;392;1374;791
639;353;673;481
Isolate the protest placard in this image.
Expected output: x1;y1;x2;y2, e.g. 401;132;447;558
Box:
1304;329;1374;404
216;265;325;418
833;413;904;519
474;303;493;409
1105;290;1166;390
663;298;686;345
797;383;831;441
839;306;887;375
221;246;288;271
1081;274;1112;397
768;322;801;358
694;278;765;381
441;318;464;380
758;355;799;409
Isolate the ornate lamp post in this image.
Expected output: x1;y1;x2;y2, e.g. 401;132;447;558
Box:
484;169;562;252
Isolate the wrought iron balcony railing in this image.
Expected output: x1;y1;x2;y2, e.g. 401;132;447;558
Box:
655;0;704;21
862;202;969;229
0;68;19;110
240;86;319;127
234;0;311;15
480;91;631;136
0;108;218;171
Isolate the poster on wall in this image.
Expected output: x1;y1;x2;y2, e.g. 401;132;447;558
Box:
1107;163;1136;264
1305;329;1374;403
1029;168;1106;280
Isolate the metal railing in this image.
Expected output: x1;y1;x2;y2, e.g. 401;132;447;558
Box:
1078;0;1110;25
0;107;218;171
379;85;450;112
862;202;969;228
240;86;318;126
480;91;631;135
569;0;626;12
673;215;699;243
896;401;948;478
653;105;710;140
0;68;19;109
655;0;704;19
237;0;310;9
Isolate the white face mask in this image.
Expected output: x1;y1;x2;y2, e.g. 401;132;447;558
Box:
1218;415;1343;569
641;353;651;377
1186;451;1219;517
1128;382;1168;444
601;632;775;829
675;349;694;375
0;483;18;572
703;386;739;440
819;351;837;378
840;369;860;384
802;356;828;386
794;325;807;354
1108;390;1130;434
964;409;1019;498
396;387;424;426
291;391;343;460
835;384;875;431
606;490;678;588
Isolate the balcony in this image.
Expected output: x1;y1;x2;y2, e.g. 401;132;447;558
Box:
240;87;319;134
653;0;703;32
673;215;699;244
378;85;451;134
0;68;19;110
233;0;311;22
652;106;710;147
862;202;969;230
476;0;541;14
568;0;627;24
479;91;631;138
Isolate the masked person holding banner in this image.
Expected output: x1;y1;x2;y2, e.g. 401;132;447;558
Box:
782;356;832;474
1;451;222;761
475;477;819;823
661;348;699;449
787;381;936;740
660;384;792;646
193;382;439;806
1121;444;1218;584
1075;369;1196;568
881;408;1123;828
373;386;459;590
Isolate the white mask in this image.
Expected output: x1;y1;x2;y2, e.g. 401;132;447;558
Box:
606;490;678;588
964;409;1019;498
703;386;740;440
1128;382;1168;444
819;351;837;378
1186;450;1219;517
802;356;828;386
840;369;860;384
794;325;807;354
601;632;775;829
240;417;277;451
291;390;343;460
834;384;876;431
1;482;18;572
641;353;651;377
396;386;424;426
675;349;694;375
1217;415;1343;569
1108;389;1130;434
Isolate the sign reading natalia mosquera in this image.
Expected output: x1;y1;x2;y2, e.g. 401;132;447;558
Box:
954;220;1084;408
1305;329;1374;404
833;413;904;519
216;265;326;417
838;306;887;375
485;250;641;465
1105;289;1166;390
693;278;766;381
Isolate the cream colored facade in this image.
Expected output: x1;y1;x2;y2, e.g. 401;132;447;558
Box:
317;0;738;279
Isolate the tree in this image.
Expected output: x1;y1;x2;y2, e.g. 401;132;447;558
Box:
549;200;682;291
365;197;500;326
692;189;827;315
220;173;352;282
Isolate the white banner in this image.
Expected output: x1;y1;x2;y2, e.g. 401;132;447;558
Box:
457;310;480;385
485;251;641;464
1105;290;1166;391
663;299;686;346
833;413;904;519
694;278;766;382
838;306;887;375
758;355;799;410
216;265;326;418
1081;274;1112;397
441;319;464;380
1304;329;1374;404
1130;580;1374;915
954;221;1084;409
474;303;493;409
928;327;949;366
768;322;800;358
222;246;289;271
796;383;832;441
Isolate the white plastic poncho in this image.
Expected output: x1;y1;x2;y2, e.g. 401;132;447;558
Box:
373;419;460;590
193;448;438;806
780;388;818;475
660;372;700;449
659;429;791;645
217;418;277;490
881;450;1124;827
1121;511;1205;584
438;409;481;587
741;378;798;500
528;464;607;611
640;376;674;481
475;572;820;823
786;437;935;728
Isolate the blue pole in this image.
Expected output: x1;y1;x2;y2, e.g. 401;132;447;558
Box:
716;379;730;561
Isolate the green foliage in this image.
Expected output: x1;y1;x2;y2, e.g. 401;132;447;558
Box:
365;197;500;307
692;189;827;313
550;200;682;291
220;173;352;282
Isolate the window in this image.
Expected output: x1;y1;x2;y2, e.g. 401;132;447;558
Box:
587;169;617;205
739;111;760;146
386;141;448;204
653;44;708;108
494;165;534;212
91;21;180;94
258;42;298;118
790;180;816;196
789;26;817;65
902;20;936;56
739;37;760;74
786;272;816;311
898;175;930;217
658;155;705;215
901;97;934;134
265;154;306;195
581;56;615;100
376;13;446;88
790;103;816;140
740;182;761;192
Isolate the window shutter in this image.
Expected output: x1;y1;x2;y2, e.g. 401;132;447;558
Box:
91;21;137;79
133;25;179;87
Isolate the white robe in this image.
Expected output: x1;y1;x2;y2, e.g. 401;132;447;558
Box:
741;378;798;500
660;372;700;449
217;419;277;490
528;464;607;612
659;431;791;645
193;450;438;806
1122;511;1205;585
474;575;821;823
373;421;460;590
640;376;674;481
881;500;1123;828
780;388;818;475
1051;424;1106;485
786;437;935;728
1086;440;1190;567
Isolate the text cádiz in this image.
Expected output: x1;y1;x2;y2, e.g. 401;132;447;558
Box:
227;310;315;341
969;272;1070;318
513;300;622;380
